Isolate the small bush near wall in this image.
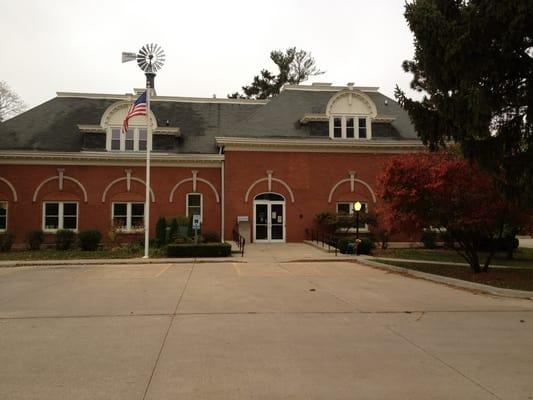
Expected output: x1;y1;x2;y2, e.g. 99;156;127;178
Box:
155;217;167;247
338;237;374;255
202;231;220;243
421;230;438;249
56;230;76;251
78;230;102;251
27;230;44;250
167;243;231;258
0;232;14;252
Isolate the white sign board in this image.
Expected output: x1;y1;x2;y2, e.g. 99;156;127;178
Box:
192;215;201;230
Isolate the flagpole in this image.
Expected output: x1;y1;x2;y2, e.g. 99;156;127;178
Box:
143;84;151;258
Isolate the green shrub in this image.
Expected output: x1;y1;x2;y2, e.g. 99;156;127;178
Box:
26;230;44;250
167;243;231;257
337;237;374;255
169;218;178;239
78;230;102;251
337;238;353;254
357;238;374;255
56;229;76;250
202;231;220;243
0;232;14;252
124;240;143;254
421;230;438;249
155;217;167;246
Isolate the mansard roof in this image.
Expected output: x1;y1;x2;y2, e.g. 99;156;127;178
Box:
0;84;417;154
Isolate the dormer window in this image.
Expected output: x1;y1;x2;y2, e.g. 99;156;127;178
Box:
325;88;377;140
329;116;371;139
107;127;148;151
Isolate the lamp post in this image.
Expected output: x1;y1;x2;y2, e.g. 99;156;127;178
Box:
354;201;362;239
354;201;362;255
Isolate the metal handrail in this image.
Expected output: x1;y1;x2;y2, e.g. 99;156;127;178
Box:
232;227;245;257
305;228;338;256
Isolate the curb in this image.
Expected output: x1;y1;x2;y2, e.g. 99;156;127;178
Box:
356;257;533;300
0;257;245;269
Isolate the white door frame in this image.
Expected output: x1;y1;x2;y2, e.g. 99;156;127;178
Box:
253;199;286;243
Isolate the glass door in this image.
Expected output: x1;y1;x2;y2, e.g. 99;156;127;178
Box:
270;203;284;241
254;199;285;243
255;203;268;240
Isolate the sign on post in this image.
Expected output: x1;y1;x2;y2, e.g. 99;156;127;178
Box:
192;215;201;244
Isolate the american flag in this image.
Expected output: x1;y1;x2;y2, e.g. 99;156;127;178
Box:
122;91;147;133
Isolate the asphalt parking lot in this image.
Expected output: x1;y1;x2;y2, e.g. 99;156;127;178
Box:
1;244;532;399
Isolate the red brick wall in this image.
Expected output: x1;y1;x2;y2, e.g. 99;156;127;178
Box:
0;150;420;246
0;164;221;245
223;150;418;242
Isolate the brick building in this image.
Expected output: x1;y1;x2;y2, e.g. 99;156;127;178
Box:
0;83;424;246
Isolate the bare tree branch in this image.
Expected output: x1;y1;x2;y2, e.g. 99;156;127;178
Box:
0;81;26;122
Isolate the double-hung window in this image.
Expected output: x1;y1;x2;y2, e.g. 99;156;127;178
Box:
43;202;78;232
112;202;145;231
336;201;368;231
0;201;7;231
108;127;149;152
329;116;371;139
186;193;202;222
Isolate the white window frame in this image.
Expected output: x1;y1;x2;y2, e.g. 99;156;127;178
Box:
111;202;145;232
329;116;372;140
186;193;203;222
336;201;369;232
42;201;79;232
106;127;149;152
0;201;7;232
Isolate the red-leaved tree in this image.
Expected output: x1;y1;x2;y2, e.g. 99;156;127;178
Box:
378;152;514;273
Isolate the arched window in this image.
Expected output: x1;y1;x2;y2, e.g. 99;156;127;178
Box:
254;193;284;201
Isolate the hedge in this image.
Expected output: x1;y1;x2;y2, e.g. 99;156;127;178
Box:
166;242;231;258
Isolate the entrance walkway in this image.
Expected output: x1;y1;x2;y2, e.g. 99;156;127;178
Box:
242;243;338;262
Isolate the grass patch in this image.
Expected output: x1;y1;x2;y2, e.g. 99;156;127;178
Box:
373;247;533;269
0;248;145;261
373;259;533;291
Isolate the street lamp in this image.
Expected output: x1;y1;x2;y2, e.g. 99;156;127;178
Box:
354;201;362;255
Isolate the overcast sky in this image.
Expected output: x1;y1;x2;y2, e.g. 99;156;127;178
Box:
1;0;417;109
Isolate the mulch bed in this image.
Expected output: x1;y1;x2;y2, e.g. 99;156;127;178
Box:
378;261;533;292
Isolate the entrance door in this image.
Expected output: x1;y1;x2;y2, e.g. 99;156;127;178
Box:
253;193;285;243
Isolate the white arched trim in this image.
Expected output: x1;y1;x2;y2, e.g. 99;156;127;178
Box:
327;177;377;203
32;176;88;203
169;177;220;203
101;177;155;203
325;89;378;118
100;101;157;129
0;177;18;202
245;177;295;203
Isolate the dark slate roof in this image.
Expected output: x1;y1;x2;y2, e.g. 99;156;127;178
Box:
0;97;115;152
0;87;417;154
225;88;417;140
0;97;264;154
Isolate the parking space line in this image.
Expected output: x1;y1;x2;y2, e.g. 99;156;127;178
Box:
155;264;172;278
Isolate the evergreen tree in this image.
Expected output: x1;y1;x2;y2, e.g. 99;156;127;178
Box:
396;0;533;213
229;47;324;99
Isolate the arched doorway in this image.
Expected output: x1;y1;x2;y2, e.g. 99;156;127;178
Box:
253;193;285;243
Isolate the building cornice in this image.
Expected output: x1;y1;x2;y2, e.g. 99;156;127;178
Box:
0;151;223;167
282;84;380;93
215;137;426;153
57;92;268;105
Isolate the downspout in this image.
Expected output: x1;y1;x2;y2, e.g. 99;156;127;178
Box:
219;145;225;242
